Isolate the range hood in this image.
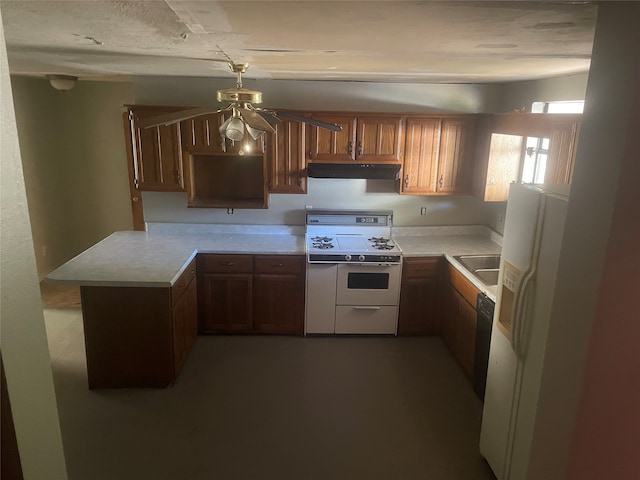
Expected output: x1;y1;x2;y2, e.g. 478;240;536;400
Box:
307;163;401;180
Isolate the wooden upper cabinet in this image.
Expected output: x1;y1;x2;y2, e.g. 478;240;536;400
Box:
436;117;476;194
355;116;405;163
308;114;357;162
180;112;265;155
471;113;582;202
399;115;476;195
545;116;581;184
125;106;185;192
400;118;441;194
180;113;227;153
307;114;404;163
266;118;306;194
472;115;523;202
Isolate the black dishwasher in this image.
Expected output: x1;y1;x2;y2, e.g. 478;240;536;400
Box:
474;293;495;401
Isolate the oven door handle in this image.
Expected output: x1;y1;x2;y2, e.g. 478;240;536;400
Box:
346;263;399;268
352;306;381;310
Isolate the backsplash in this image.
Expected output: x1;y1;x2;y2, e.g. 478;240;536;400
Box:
143;178;497;228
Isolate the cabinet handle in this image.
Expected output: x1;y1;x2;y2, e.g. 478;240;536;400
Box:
175;169;181;184
404;175;409;188
271;263;286;268
308;150;313;159
357;141;363;156
353;306;381;311
347;141;353;156
439;175;444;188
221;262;235;267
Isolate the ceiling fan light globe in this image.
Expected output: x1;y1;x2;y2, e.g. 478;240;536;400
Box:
218;117;232;134
246;124;265;140
225;117;245;141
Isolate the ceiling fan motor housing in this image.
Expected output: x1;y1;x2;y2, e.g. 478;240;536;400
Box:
217;88;262;104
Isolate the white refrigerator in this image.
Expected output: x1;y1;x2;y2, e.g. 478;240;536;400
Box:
480;182;569;480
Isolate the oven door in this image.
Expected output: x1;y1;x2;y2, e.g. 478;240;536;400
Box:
336;263;401;306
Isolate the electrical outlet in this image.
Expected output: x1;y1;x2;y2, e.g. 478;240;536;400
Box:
42;246;47;256
420;206;427;216
498;214;504;222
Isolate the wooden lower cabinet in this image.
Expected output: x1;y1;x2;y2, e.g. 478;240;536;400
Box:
197;254;253;333
198;254;305;335
442;261;480;380
253;255;305;334
80;259;197;389
397;257;441;335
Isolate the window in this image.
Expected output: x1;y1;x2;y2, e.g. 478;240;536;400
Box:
531;100;584;114
521;136;550;184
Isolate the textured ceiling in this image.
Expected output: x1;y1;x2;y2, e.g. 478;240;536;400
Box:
1;1;598;83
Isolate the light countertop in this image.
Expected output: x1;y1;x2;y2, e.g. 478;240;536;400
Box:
392;230;501;301
46;225;502;300
46;231;305;288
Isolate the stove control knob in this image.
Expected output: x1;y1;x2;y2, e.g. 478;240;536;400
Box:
344;254;352;261
358;255;366;262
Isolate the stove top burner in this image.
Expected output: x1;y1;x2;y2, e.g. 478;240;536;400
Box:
311;236;333;243
368;236;396;250
373;244;395;250
312;243;334;249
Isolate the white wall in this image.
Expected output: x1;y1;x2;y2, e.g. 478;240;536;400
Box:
525;4;640;479
0;17;68;479
133;76;504;113
498;73;588;113
144;180;493;227
11;76;134;279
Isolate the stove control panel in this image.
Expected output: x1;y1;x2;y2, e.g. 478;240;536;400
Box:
308;254;402;264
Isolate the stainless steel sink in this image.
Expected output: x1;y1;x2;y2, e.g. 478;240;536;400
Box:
453;254;501;286
474;268;499;286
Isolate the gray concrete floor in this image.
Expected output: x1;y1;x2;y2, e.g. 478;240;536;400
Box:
44;308;496;480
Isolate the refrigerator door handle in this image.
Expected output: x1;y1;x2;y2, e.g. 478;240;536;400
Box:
512;194;547;358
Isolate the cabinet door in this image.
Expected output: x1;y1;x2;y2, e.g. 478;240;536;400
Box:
199;273;253;333
398;257;440;335
253;273;305;334
436;117;476;194
127;107;185;192
400;118;441;194
308;115;357;162
172;277;198;375
441;284;459;354
546;117;581;184
267;119;306;194
356;116;405;163
455;289;477;380
181;113;227;153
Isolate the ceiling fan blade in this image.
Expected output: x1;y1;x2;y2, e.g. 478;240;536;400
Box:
255;110;282;127
276;112;343;132
136;107;224;128
239;108;276;134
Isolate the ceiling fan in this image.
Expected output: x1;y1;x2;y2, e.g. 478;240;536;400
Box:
136;62;342;141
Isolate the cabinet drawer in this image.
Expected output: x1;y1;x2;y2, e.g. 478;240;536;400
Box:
335;306;398;334
171;258;196;303
402;257;440;278
447;261;479;307
198;254;253;273
254;255;305;274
